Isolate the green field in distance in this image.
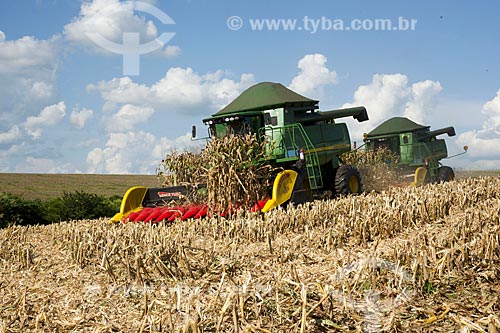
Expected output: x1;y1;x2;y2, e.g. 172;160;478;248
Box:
0;173;159;200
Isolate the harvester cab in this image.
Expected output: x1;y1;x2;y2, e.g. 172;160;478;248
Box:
111;82;369;223
363;117;465;186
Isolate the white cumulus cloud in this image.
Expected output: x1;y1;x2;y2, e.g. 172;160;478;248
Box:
24;102;66;139
84;65;256;173
63;0;177;54
70;108;94;128
64;0;155;44
30;81;55;99
0;32;59;126
84;67;255;173
149;67;207;107
455;89;500;168
0;125;22;144
404;80;443;124
88;68;255;113
289;53;337;99
159;45;181;57
482;89;500;130
88;77;151;106
0;34;57;74
107;104;155;132
150;68;255;109
342;74;443;140
86;130;201;174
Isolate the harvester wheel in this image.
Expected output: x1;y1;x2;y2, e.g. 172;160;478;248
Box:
335;165;362;195
438;166;455;182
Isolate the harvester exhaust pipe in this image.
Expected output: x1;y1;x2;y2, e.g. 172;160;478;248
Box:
296;106;369;124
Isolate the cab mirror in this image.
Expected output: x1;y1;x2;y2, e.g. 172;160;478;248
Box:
191;125;197;139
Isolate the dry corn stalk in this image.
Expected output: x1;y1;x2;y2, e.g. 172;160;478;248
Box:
342;147;401;191
157;151;206;186
157;134;274;212
203;134;273;213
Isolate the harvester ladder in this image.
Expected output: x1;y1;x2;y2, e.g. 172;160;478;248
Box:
294;124;323;190
264;124;323;190
420;142;440;181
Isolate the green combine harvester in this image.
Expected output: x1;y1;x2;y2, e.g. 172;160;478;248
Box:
111;82;369;222
199;82;369;210
363;117;467;185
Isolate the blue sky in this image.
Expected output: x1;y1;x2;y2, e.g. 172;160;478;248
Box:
0;0;499;173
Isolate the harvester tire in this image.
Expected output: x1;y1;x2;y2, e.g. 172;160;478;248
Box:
438;166;455;182
335;165;362;195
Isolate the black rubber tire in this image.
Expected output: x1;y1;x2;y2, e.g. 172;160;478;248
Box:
335;165;362;195
438;166;455;182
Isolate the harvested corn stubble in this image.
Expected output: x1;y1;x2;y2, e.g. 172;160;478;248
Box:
1;176;499;332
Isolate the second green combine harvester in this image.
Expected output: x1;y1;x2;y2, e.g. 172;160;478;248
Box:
363;117;465;185
111;82;369;222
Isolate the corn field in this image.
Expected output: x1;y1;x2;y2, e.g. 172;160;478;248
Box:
1;176;499;332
